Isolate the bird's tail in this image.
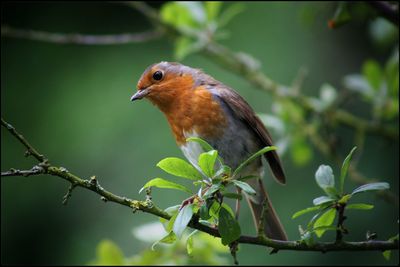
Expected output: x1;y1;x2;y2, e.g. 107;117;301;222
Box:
244;178;288;240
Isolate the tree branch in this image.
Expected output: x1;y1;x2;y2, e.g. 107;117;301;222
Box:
2;2;399;255
1;118;47;162
2;118;398;253
1;25;162;45
1;166;44;177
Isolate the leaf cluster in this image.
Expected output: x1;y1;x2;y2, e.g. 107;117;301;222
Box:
139;137;277;253
292;146;393;259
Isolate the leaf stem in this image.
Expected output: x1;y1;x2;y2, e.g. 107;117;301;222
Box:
335;203;347;242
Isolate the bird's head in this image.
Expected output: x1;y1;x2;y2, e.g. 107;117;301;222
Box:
131;61;206;110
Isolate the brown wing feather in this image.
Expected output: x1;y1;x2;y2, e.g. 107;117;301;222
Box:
213;85;286;184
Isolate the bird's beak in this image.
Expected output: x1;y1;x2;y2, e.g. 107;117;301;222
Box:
130;88;150;101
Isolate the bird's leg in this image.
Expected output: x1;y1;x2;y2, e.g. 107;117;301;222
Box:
235;187;242;220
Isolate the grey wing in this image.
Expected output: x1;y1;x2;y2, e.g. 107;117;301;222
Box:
211;85;286;184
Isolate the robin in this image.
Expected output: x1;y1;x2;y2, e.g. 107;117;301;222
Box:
131;61;287;240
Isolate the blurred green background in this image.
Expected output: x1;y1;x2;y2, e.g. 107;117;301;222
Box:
1;2;398;265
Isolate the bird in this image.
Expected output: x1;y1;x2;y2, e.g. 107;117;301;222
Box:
131;61;287;240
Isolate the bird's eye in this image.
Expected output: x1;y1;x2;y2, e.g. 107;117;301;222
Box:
152;70;163;81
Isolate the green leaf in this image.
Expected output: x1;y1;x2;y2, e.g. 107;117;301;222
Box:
313;196;335;206
214;165;231;178
313;208;337;238
218;205;241;245
221;203;235;218
159;231;177;244
200;203;211;220
232;180;256;195
186;230;198;255
203;183;222;199
173;204;194;239
174;36;195;60
383;98;399;120
310;225;338;234
159;205;180;230
292;206;320;219
165;205;181;215
186;137;214;151
307;211;324;229
139;178;192;194
383;234;400;260
157;157;202;180
191;202;200;214
351;182;390;195
389;234;399;241
346;203;374;210
212;177;222;184
209;200;221;220
199;150;218;177
180;2;206;24
166;212;179;233
205;1;223;22
338;194;352;204
325;186;339;198
315;165;335;194
161;2;199;29
193;180;206;187
186;234;194;255
290;135;312;166
218;2;245;28
96;239;124;265
279;100;305;122
362;60;382;91
383;250;391;261
340;146;357;194
233;146;277;178
151;231;177;250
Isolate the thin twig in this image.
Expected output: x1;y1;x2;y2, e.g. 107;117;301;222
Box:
1;166;44;177
62;182;77;205
1;25;162;45
1;118;47;162
335;203;347;242
257;197;269;238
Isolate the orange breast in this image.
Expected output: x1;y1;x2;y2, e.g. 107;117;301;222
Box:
163;86;227;145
